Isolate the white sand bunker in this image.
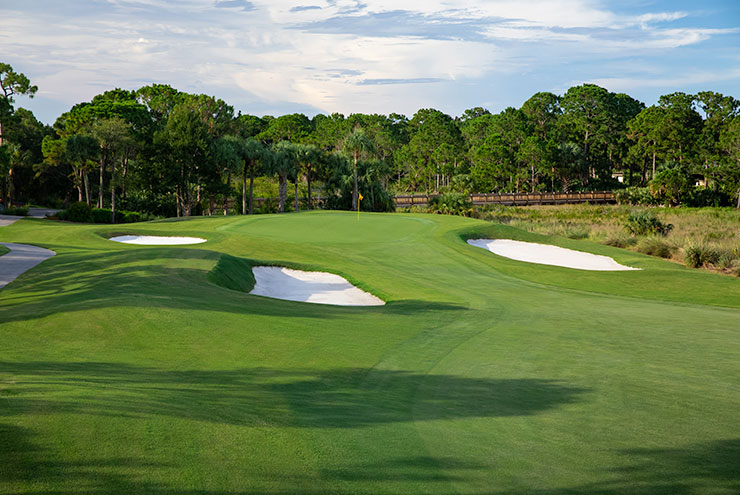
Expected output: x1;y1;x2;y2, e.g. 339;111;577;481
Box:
250;266;385;306
467;239;639;271
110;235;206;245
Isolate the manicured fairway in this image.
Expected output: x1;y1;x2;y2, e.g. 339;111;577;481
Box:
1;211;738;494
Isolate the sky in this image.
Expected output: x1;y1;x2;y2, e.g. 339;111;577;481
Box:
2;0;739;124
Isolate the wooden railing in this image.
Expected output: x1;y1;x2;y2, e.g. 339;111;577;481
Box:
394;191;615;208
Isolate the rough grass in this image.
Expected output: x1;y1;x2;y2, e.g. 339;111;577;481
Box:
478;204;740;276
0;212;739;494
0;245;9;257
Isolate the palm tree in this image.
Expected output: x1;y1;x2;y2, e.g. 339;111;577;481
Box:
295;143;321;209
271;141;300;213
240;137;265;215
341;128;374;211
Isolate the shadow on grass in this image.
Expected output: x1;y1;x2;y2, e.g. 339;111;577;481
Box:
3;417;738;495
0;362;585;428
506;439;740;495
0;361;587;494
0;248;462;324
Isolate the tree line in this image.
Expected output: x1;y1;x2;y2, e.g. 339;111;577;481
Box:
1;61;739;217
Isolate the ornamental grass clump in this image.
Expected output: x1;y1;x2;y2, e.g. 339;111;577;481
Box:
625;210;673;237
683;242;719;268
636;236;674;259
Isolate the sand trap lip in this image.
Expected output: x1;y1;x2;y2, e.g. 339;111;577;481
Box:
250;266;385;306
109;235;206;245
467;238;640;271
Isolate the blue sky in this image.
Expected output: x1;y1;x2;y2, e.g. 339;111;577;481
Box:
2;0;739;124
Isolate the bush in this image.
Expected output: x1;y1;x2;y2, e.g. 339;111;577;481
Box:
91;208;112;223
1;205;29;216
625;210;673;236
256;198;278;214
685;187;733;208
683;242;719;268
58;204;155;224
66;202;93;223
428;192;473;216
615;187;656;206
637;237;674;258
650;167;692;206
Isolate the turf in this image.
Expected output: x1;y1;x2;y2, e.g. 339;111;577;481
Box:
0;211;738;494
0;245;9;257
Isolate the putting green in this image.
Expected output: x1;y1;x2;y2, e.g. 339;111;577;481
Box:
0;211;738;494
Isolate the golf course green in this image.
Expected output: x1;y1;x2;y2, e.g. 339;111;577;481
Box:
1;211;738;494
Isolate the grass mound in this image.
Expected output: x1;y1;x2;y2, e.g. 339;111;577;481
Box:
206;254;256;293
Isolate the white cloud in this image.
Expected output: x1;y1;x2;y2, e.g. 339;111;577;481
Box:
1;0;738;122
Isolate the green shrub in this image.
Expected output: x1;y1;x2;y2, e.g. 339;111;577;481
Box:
1;205;29;216
625;210;673;236
637;237;674;258
91;208;112;223
650;167;692;206
683;242;719;268
256;198;279;214
121;211;143;223
615;187;655;206
66;202;93;223
428;193;473;216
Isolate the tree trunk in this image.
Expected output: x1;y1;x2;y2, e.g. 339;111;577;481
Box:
75;169;83;202
242;160;247;215
248;161;255;215
8;168;13;206
122;153;128;207
176;185;181;217
307;164;312;210
652;150;656;179
278;173;287;213
111;160;116;223
84;171;90;205
353;151;359;211
98;156;104;208
294;179;299;212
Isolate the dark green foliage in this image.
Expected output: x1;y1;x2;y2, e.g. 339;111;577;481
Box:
685;187;733;207
615;187;658;206
650;166;692;206
684;242;720;268
91;207;111;223
66;201;93;222
60;204;154;223
625;210;674;236
428;192;473;215
1;205;28;215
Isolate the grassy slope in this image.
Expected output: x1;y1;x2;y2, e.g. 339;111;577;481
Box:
0;212;738;495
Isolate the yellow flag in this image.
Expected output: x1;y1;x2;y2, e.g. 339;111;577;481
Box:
358;193;364;201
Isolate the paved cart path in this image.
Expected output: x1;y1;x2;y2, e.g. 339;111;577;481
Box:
0;242;56;289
